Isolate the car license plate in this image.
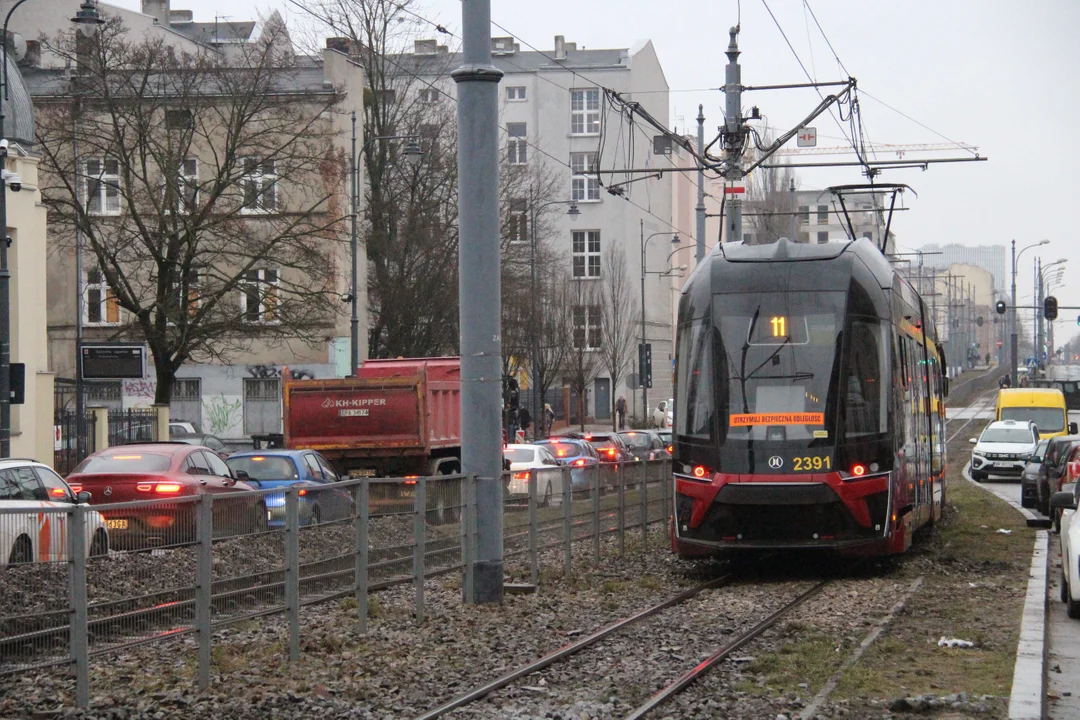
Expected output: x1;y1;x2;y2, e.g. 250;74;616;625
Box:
352;469;377;478
106;518;129;530
994;462;1013;468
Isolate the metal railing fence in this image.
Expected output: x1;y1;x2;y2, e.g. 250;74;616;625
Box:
0;459;672;706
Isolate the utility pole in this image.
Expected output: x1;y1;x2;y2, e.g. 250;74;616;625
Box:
1010;239;1018;387
695;105;706;262
723;27;743;244
453;0;504;604
789;178;797;242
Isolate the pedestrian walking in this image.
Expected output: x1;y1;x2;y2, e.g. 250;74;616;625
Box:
519;407;532;439
615;396;627;430
652;400;668;429
543;403;555;436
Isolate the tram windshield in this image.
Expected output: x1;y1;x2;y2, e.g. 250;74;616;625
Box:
676;291;847;449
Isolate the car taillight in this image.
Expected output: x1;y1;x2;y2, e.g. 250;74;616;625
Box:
68;484;82;494
573;459;587;467
48;487;67;498
154;483;182;494
513;471;530;481
666;445;673;454
404;475;419;485
606;448;617;458
298;488;308;496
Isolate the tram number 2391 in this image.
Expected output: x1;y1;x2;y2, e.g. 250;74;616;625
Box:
792;455;832;471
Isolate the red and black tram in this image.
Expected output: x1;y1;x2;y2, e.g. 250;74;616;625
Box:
671;237;947;557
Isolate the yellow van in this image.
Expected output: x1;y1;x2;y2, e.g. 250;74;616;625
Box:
995;388;1077;438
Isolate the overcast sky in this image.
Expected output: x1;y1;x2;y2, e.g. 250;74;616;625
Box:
109;0;1080;345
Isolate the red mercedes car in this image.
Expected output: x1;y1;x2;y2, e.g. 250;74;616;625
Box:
66;443;267;550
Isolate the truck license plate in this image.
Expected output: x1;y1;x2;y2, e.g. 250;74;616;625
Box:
106;519;129;530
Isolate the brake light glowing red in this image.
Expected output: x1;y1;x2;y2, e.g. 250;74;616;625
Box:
298;488;307;496
136;483;153;492
666;445;673;454
573;459;587;467
513;471;529;481
49;487;67;497
692;466;708;478
606;448;617;458
68;484;82;494
154;483;182;494
851;464;867;477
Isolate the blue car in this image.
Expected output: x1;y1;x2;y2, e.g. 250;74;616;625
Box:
532;437;602;493
226;450;352;527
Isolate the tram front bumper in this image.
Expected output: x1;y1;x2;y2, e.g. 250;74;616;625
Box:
673;471;890;548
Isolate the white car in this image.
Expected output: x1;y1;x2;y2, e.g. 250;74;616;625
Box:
1053;481;1080;618
0;459;109;566
503;444;563;506
969;419;1039;482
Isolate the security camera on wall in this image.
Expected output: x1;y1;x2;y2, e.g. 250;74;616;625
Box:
2;170;21;192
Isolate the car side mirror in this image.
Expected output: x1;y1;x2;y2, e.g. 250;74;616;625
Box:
969;438;977;444
1070;422;1078;435
1050;491;1078;511
76;491;91;504
235;469;250;482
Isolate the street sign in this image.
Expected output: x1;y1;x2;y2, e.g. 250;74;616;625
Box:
638;343;653;389
723;185;746;196
797;127;817;147
996;340;1003;348
81;344;146;380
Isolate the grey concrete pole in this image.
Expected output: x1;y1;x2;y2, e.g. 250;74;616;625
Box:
74;128;86;458
695;105;705;261
789;178;797;242
452;0;504;605
640;219;648;419
723;27;743;245
350;112;359;376
0;140;9;458
1011;239;1018;386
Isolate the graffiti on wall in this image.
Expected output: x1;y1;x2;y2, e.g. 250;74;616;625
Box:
122;378;157;410
203;394;243;435
246;365;316;380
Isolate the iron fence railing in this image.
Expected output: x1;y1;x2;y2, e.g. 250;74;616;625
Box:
52;411;98;475
107;409;159;447
0;459;672;707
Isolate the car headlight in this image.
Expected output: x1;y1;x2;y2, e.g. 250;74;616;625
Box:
972;451;985;458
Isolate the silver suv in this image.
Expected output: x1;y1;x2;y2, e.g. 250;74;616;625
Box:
970;419;1040;482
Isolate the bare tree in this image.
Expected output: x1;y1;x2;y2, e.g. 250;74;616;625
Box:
35;19;346;403
746;137;799;244
562;277;603;430
596;245;637;430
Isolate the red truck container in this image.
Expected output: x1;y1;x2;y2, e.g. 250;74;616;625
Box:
282;357;461;478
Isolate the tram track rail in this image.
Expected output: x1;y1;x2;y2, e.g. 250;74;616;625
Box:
413;564;848;720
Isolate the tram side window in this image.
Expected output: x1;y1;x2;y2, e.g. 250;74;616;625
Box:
676;319;715;441
845;320;886;437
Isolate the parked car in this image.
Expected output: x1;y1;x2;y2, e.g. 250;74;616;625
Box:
532;437;601;493
1021;438;1050;509
0;459;109;565
616;430;670;462
1036;434;1080;515
170;421;199;435
226;450;353;527
1051;480;1080;618
657;430;673;455
66;443;267;550
968;420;1039;482
169;431;232;461
502;444;563;506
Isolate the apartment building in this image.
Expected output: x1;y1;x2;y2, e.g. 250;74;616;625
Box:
18;0;364;441
404;34;674;421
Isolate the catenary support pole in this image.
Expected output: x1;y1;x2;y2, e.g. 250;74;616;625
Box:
640;219;648;418
453;0;504;604
1011;240;1018;386
723;27;743;245
695;105;706;262
350;112;359;376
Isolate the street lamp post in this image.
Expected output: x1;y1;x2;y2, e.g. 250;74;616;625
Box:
1011;239;1049;386
1037;258;1066;364
529;198;578;439
348;115;421;375
639;220;679;424
0;0;103;458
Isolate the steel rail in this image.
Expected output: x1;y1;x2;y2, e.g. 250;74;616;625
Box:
622;578;834;720
412;574;735;720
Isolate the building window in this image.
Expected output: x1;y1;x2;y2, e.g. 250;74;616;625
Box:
572;230;601;279
572;305;602;349
507;123;527;165
241;158;277;213
798;205;810;223
418;88;438;103
373;89;396;106
817;231;829;244
176;267;200;318
506;86;526;101
798;231;810;244
85;267;120;325
571;152;599;201
507;198;528;243
570;88;601;135
84;158;121;215
165;109;193;130
166;158;198;214
817;205;829;223
243;377;281;435
240;268;279;324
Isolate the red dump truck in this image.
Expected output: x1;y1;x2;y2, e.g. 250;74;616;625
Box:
281;357;462;478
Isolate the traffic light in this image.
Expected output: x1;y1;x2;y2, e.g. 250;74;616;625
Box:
995;300;1007;314
638;343;653;389
1044;295;1059;321
976;316;984;327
